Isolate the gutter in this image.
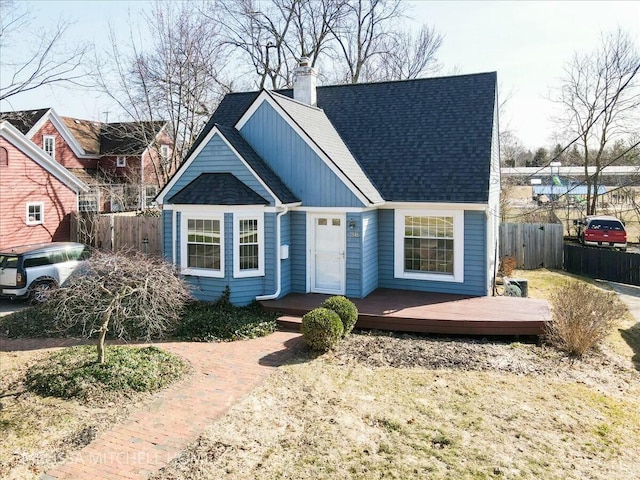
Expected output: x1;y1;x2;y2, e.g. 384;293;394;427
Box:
255;206;289;301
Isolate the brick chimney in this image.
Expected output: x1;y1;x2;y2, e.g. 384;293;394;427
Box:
293;57;317;106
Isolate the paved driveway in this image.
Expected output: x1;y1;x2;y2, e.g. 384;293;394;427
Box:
607;281;640;322
0;299;28;317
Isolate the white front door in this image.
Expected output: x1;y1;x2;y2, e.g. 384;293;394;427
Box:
309;214;345;294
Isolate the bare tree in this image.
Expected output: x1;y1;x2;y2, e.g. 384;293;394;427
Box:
0;0;91;102
213;0;300;89
554;29;640;215
95;1;229;183
46;250;191;364
377;24;443;80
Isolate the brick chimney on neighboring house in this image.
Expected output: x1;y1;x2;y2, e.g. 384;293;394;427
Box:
293;57;317;106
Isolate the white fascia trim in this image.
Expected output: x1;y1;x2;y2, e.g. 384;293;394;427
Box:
233;211;265;278
178;210;225;278
165;204;273;213
394;208;465;283
27;109;97;159
156;127;281;206
234;91;376;207
382;202;487;211
294;205;378;213
0;121;89;192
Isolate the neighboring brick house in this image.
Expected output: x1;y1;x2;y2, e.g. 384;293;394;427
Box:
0;121;88;247
0;108;173;213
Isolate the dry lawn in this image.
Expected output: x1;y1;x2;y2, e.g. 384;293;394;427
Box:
153;270;640;480
0;346;166;479
2;269;639;479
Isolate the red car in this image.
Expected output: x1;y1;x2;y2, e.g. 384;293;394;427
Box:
578;216;627;251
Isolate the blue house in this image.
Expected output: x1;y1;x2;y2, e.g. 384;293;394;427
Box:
156;61;501;305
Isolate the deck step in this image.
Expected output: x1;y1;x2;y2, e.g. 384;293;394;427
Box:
277;315;303;331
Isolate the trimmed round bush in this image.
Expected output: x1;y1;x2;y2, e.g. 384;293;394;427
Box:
322;295;358;337
301;307;344;352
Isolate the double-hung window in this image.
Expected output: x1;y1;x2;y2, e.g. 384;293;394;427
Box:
394;209;464;282
233;213;264;278
26;202;44;225
181;215;224;277
43;136;55;159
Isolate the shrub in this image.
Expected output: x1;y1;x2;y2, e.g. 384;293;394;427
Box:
301;307;344;352
545;281;627;357
322;295;358;336
25;345;186;403
499;256;517;277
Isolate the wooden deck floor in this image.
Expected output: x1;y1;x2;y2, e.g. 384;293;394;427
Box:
260;289;551;336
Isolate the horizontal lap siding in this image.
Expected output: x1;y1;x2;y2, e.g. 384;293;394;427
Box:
162;210;173;261
0;138;78;247
378;209;486;296
362;210;379;297
240;103;364;208
346;213;362;297
180;212;277;306
290;211;307;293
280;212;292;296
164;135;274;205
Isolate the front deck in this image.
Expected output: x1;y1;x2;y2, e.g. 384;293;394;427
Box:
260;288;551;336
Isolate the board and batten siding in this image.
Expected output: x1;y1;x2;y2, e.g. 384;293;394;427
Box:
378;209;487;296
290;210;307;293
163;134;275;205
239;102;365;208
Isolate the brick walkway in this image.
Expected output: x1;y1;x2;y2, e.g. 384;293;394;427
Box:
1;332;303;480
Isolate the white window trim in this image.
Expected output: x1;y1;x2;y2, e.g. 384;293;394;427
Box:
116;156;126;167
180;213;225;278
394;209;464;283
26;202;44;226
43;135;55;159
233;212;265;278
160;145;170;162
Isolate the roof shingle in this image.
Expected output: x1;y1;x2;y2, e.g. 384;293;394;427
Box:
168;173;269;205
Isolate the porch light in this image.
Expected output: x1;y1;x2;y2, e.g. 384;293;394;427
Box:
349;219;356;229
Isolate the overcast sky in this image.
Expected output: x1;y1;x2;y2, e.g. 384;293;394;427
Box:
1;0;638;150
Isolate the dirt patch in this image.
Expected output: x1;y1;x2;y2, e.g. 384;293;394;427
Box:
331;330;639;398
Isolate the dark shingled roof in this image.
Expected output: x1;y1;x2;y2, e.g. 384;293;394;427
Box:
0;108;49;134
189;72;497;203
99;121;166;155
168;173;269;205
216;124;299;204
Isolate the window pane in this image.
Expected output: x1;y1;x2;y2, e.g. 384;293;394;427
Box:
403;215;455;274
239;218;259;271
318;218;327;226
186;218;221;270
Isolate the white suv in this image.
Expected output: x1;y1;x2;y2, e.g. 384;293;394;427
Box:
0;242;90;302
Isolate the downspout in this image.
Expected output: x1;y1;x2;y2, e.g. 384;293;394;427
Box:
256;206;288;301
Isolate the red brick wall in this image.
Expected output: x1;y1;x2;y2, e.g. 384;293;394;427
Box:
0;138;78;248
30;120;98;169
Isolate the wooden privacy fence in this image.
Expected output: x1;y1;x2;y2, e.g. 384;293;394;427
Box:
564;244;640;286
71;213;162;256
499;223;564;269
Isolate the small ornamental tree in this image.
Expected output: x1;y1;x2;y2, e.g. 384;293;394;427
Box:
46;249;191;363
322;296;358;337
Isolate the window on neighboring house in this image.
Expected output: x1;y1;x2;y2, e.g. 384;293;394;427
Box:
26;202;44;225
181;217;223;277
144;185;158;209
394;210;464;282
43;136;55;159
116;156;126;167
160;145;170;164
79;187;100;212
110;185;124;212
0;146;7;166
234;214;264;278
